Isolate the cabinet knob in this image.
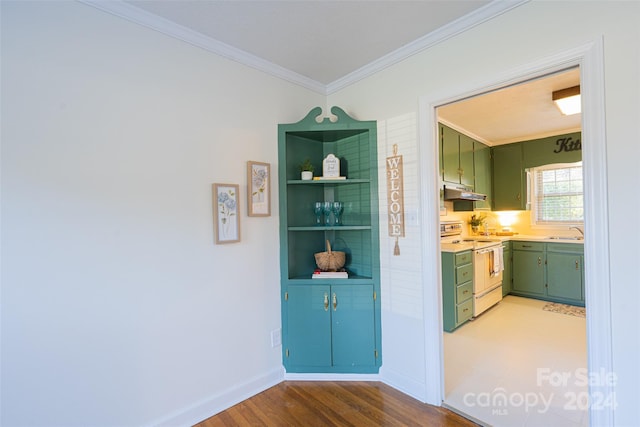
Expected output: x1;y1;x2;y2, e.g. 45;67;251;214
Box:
576;260;580;270
332;293;338;311
324;293;329;311
538;256;542;266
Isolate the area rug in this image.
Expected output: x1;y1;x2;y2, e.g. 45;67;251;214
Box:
542;302;586;318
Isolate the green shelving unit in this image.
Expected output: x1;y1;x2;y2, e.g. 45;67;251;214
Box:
278;107;381;373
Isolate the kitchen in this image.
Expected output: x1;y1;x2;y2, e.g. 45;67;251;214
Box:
436;67;588;426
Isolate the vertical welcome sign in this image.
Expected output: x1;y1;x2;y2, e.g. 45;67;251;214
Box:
386;144;405;255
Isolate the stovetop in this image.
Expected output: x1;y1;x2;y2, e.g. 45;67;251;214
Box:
441;236;502;251
440;220;502;251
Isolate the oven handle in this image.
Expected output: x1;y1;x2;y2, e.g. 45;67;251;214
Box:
475;246;501;254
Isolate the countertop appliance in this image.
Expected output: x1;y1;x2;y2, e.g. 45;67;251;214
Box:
441;221;504;317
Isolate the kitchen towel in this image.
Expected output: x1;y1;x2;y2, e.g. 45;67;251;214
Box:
491;246;504;276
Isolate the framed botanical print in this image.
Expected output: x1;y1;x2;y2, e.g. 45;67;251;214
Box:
247;161;271;217
213;183;240;244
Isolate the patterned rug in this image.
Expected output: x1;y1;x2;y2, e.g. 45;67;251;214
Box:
542;302;586;318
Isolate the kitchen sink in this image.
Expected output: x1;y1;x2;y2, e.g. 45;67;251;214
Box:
547;236;584;240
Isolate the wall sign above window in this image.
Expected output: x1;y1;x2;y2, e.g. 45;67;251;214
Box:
554;136;581;153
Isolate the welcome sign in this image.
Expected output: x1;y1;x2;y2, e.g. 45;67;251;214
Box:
386;144;405;255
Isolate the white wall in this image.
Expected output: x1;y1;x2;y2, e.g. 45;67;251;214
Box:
1;1;322;425
329;1;640;425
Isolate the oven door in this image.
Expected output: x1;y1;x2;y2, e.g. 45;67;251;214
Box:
473;246;504;316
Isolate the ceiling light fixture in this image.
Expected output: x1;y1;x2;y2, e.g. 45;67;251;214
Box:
552;85;581;115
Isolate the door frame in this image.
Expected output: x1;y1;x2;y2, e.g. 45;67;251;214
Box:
418;38;613;426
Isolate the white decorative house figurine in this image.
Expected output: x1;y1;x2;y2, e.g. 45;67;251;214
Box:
322;154;340;178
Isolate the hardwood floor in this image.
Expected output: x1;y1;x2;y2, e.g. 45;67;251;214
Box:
196;381;478;426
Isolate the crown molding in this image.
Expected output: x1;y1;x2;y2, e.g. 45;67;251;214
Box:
79;0;529;97
326;0;530;95
78;0;327;95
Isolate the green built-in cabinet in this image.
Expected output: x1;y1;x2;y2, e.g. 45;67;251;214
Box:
278;107;381;373
492;144;525;211
441;250;474;332
439;123;492;211
510;241;584;306
546;243;584;303
512;241;546;296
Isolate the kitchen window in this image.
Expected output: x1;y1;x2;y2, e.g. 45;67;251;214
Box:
529;162;583;225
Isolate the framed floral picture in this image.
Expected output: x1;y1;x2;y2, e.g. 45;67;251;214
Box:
213;183;240;244
247;161;271;217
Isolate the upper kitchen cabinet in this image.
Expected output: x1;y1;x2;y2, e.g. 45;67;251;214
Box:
492;143;525;211
473;141;492;210
491;132;581;211
440;123;474;188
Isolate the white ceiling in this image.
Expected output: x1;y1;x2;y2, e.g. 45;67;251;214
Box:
84;0;580;144
123;0;494;85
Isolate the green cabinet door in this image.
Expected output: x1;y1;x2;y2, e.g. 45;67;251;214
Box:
441;124;460;184
547;252;583;302
474;141;492;210
458;134;475;188
332;285;376;367
286;284;376;370
492;143;525;210
512;249;545;296
286;285;331;367
502;242;512;297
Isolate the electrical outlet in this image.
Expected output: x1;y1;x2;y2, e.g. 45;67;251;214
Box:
271;328;282;348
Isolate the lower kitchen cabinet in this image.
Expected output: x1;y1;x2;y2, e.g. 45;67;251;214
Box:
510;241;584;306
442;250;473;332
284;284;379;373
546;243;584;304
512;242;546;296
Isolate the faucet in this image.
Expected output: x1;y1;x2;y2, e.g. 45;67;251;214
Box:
569;226;584;236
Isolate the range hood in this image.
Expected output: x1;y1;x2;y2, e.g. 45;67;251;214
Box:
443;183;487;202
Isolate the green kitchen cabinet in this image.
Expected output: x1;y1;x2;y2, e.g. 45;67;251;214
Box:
512;241;546;296
442;250;474;332
492;143;525;211
458;134;475;188
441;124;460;183
284;284;377;372
510;241;585;306
474;140;492;210
440;124;474;187
278;107;381;373
502;241;512;297
546;243;584;305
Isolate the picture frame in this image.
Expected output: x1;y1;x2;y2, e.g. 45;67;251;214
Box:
247;161;271;217
213;183;240;244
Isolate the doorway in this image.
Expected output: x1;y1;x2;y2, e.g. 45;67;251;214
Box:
417;40;613;427
437;68;587;426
